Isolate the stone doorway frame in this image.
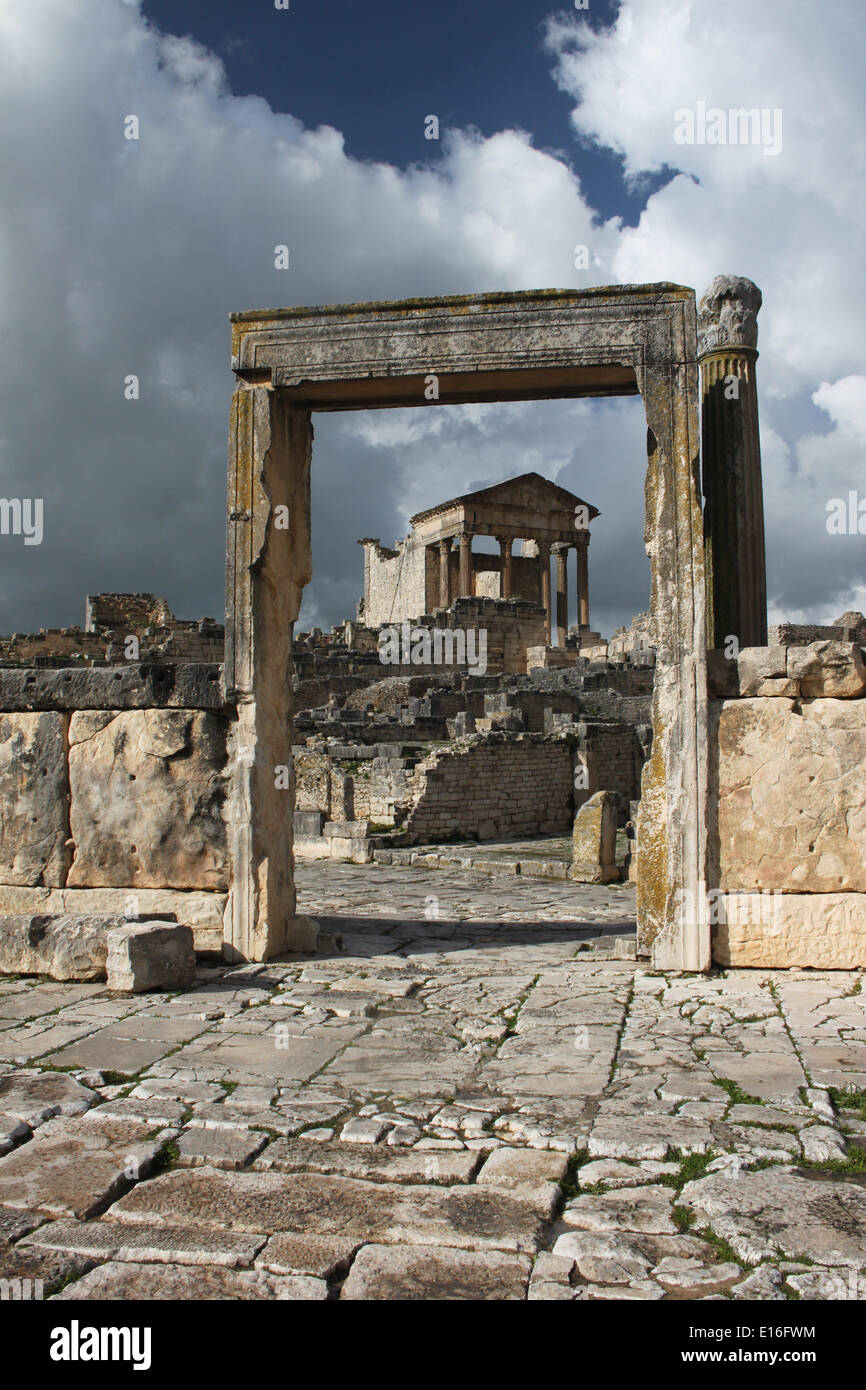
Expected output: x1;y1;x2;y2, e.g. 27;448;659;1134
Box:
224;285;709;970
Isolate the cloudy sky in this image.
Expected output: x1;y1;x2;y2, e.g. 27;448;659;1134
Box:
0;0;863;640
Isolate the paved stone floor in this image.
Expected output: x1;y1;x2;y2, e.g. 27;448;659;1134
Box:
0;861;864;1301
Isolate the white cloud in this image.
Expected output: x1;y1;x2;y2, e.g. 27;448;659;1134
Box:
545;0;866;623
0;0;861;637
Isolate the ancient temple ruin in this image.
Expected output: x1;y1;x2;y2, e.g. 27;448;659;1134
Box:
359;472;599;649
1;277;865;983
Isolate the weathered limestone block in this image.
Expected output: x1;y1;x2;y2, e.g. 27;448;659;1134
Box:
0;1071;97;1127
0;664;226;712
0;885;225;954
736;646;797;697
323;821;369;839
712;697;866;891
105;921;196;992
0;913;127;980
714;893;866;969
0;712;70;886
67;710;229;889
786;641;866;698
571;790;618;884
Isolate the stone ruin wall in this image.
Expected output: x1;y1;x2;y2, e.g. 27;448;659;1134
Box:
296;596;548;682
361;536;541;627
4;580;865;970
706;639;866;969
2;639;865;970
0;666;232;953
360;538;428;625
404;735;575;842
0;593;224;667
293;720;644;843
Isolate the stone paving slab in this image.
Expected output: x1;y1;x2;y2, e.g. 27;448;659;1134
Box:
176;1126;268;1170
340;1243;532;1300
255;1232;361;1279
680;1167;866;1267
21;1217;266;1267
50;1260;328;1300
0;1241;94;1289
108;1167;548;1253
0;863;864;1299
0;1117;163;1219
251;1139;479;1185
0;1204;43;1243
41;1034;177;1075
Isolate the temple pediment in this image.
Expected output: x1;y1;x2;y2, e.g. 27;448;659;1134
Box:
411;471;598;529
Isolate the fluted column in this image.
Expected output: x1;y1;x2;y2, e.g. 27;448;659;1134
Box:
497;535;513;599
538;540;551;643
698;275;767;649
458;530;473;598
438;539;451;608
552;542;569;647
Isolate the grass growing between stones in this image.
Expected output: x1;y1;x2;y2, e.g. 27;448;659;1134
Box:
694;1226;750;1270
499;976;538;1041
560;1149;590;1202
46;1266;90;1299
830;1087;866;1121
148;1137;180;1175
672;1205;695;1232
800;1148;866;1176
713;1077;764;1106
660;1149;715;1187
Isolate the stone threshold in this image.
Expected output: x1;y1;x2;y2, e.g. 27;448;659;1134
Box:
372;846;572;879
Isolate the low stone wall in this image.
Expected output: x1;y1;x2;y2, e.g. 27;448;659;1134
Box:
0;667;232;952
575;721;648;805
405;734;574;842
708;639;866;968
294;743;420;827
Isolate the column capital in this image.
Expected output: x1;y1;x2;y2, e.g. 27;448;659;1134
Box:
551;540;570;556
573;531;590;551
698;275;762;358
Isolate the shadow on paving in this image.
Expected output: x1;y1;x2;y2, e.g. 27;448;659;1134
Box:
297;915;638;959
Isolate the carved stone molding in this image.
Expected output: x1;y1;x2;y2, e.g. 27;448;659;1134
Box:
698;275;762;356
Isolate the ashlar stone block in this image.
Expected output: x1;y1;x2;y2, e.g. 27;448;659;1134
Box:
0;712;70;887
67;710;229;890
105;922;196;993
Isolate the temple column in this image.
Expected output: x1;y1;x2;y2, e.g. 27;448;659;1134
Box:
438;538;451;608
458;529;473;598
698;275;767;648
576;536;590;630
497;535;513;599
552;542;569;647
538;541;551;643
